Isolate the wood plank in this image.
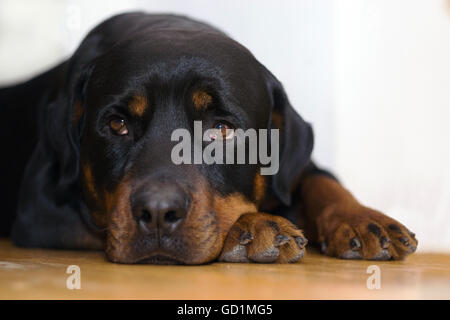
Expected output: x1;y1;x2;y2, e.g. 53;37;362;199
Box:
0;239;449;299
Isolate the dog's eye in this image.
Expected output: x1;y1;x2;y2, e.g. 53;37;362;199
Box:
211;122;234;140
109;118;128;135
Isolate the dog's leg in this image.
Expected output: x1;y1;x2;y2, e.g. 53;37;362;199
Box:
297;162;417;260
11;196;105;250
12;215;104;250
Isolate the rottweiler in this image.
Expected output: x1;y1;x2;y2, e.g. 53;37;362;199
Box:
0;13;417;264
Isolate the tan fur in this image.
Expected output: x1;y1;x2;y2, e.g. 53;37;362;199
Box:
253;173;266;204
105;179;136;263
271;111;283;130
129;95;148;116
81;163;109;227
213;193;257;234
300;175;418;260
82;164;98;200
220;212;306;263
192;90;212;111
104;167;258;264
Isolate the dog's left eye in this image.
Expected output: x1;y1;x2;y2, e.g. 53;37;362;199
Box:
109;118;128;135
210;122;234;140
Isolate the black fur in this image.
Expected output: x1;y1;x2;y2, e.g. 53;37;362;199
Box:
0;13;332;259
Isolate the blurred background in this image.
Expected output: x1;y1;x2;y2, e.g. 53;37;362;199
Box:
0;0;449;252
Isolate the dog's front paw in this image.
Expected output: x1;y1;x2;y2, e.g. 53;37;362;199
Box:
219;213;307;263
318;204;418;260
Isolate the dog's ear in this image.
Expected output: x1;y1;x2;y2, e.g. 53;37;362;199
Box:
264;69;314;206
12;62;99;248
47;63;93;201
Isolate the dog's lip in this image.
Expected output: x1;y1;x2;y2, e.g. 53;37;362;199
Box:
136;253;184;265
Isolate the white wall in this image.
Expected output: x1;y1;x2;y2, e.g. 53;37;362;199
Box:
0;0;449;252
333;0;450;252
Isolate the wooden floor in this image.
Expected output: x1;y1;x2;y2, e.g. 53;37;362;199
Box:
0;239;449;299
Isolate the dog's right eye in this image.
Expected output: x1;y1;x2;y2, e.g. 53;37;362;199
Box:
109;117;128;135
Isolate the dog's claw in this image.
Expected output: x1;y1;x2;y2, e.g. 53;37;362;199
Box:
295;236;308;248
239;232;253;245
380;236;390;249
274;235;290;246
350;237;361;251
399;237;410;246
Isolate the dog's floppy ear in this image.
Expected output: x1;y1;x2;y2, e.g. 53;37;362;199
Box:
44;62;93;201
264;69;314;206
12;62;99;248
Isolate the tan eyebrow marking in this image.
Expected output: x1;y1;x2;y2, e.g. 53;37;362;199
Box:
129;95;148;116
192;90;212;111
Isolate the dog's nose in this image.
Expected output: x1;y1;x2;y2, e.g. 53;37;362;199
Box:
132;183;189;233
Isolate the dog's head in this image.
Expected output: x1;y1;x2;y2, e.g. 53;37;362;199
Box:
32;14;313;264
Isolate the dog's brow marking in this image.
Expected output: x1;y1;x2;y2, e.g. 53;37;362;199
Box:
129;95;148;116
192;90;212;111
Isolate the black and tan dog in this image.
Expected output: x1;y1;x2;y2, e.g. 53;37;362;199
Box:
0;13;417;264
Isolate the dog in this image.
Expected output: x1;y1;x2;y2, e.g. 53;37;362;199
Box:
0;13;417;264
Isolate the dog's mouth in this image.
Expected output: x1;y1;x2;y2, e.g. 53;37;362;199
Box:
137;254;184;265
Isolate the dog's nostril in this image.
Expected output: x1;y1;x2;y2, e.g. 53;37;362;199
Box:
141;209;152;223
131;183;190;232
164;210;179;223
